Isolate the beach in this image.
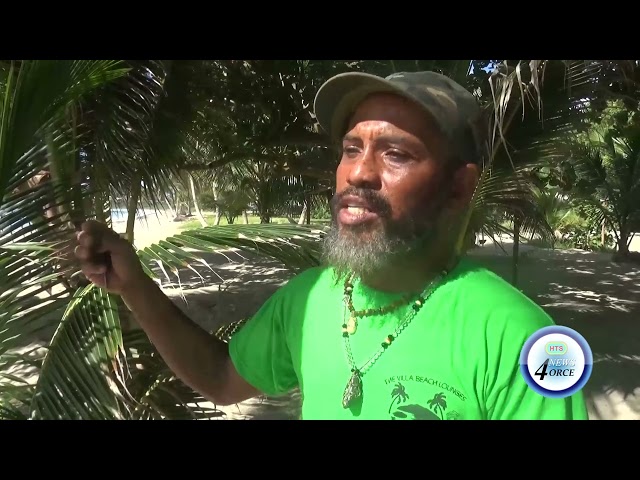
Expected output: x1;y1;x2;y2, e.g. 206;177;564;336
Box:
7;210;640;420
120;212;639;420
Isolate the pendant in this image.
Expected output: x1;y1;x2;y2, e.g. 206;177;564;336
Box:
342;370;363;408
346;315;357;335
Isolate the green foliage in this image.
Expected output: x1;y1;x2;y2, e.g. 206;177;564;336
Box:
565;100;640;254
197;192;217;210
215;189;252;224
0;61;131;419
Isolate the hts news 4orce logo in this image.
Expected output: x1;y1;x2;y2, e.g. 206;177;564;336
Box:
519;325;593;399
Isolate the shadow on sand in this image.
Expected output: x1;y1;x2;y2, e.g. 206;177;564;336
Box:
151;249;304;420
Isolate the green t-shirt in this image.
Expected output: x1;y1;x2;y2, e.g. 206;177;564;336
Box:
228;258;589;420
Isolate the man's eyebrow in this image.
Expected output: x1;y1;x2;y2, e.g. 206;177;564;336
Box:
342;134;413;146
374;135;413;146
342;134;360;143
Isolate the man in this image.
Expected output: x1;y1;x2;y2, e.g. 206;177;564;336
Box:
75;70;589;420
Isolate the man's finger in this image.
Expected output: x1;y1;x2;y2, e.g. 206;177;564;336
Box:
80;261;108;276
87;273;107;289
76;231;95;249
79;221;122;253
74;245;91;261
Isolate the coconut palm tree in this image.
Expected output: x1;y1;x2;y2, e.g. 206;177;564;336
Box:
0;60;328;420
567;102;640;259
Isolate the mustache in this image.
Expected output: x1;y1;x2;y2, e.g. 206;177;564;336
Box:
330;186;392;218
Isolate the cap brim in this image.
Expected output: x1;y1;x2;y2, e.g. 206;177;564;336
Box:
313;72;426;141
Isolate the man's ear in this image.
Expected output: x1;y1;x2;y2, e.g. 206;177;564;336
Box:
448;163;480;212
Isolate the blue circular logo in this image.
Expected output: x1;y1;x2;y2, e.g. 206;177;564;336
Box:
519;326;592;399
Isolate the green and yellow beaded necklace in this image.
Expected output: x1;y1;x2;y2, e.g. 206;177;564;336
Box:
340;270;447;409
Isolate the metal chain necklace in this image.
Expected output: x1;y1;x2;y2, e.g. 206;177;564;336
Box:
343;277;413;335
340;271;447;409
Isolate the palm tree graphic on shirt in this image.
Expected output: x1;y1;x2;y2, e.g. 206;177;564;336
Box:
389;383;452;420
388;382;410;414
428;393;448;420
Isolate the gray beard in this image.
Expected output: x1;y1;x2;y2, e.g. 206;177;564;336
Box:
321;220;438;284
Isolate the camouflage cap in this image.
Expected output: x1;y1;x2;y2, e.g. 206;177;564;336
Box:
313;70;485;165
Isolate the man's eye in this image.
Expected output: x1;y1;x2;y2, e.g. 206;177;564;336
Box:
386;150;410;161
343;146;360;156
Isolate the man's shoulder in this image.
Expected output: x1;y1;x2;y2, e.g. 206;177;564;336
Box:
288;264;333;284
272;265;339;305
445;257;554;336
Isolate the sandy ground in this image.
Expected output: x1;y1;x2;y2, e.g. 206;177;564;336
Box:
7;214;640;420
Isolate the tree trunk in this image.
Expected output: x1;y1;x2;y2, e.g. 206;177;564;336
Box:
257;203;270;223
298;201;308;225
618;226;630;256
512;216;521;287
188;174;207;227
94;189;108;224
164;197;176;220
173;189;180;219
601;219;606;247
243;211;249;224
125;173;142;244
212;180;222;226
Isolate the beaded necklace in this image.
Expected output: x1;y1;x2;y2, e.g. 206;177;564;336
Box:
340;271;447;409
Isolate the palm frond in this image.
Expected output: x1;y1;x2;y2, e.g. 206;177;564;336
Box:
0;60;129;199
29;285;127;420
0;61;130;419
470;163;553;243
119;330;226;420
137;224;327;288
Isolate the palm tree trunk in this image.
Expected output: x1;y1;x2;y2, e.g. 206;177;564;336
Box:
188;174;207;227
94;189;108;224
173;189;180;218
512;216;520;287
298;201;308;225
212;180;222;226
164;197;176;220
125;172;142;244
618;224;630;256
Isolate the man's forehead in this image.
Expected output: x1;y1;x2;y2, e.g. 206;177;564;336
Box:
343;129;417;145
344;94;446;145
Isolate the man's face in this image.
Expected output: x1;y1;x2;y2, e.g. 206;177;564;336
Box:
322;92;471;279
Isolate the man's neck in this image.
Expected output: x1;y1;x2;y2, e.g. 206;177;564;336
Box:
359;246;454;294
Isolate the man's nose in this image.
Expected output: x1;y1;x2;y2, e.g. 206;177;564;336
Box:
347;148;381;190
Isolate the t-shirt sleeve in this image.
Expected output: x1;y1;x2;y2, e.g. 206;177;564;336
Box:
484;299;590;420
227;284;299;397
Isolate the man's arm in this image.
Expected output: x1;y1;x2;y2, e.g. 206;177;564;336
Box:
74;220;261;406
486;362;589;420
121;278;260;406
483;301;590;420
